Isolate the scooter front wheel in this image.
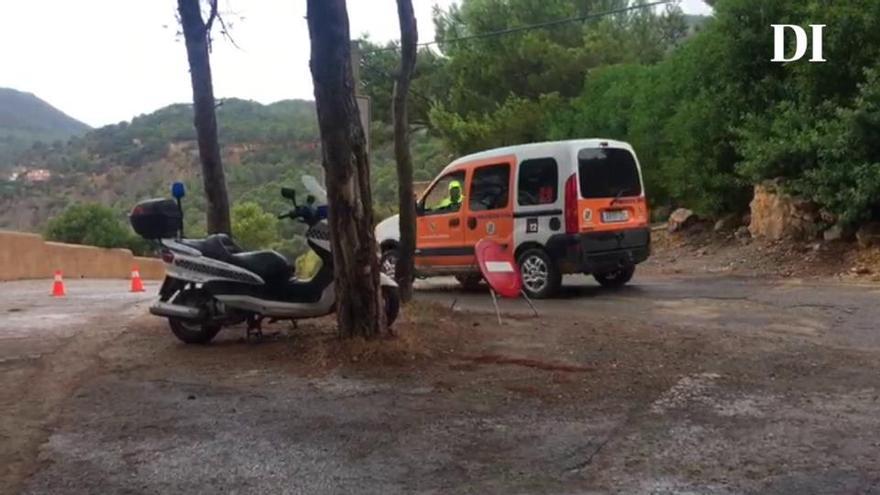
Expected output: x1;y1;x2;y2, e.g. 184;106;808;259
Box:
383;285;400;327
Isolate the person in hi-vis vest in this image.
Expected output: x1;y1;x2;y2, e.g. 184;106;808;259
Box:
434;180;464;211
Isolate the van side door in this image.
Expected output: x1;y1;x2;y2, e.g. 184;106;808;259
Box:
463;159;514;258
415;170;469;270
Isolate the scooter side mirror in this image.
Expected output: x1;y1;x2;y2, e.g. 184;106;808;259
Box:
281;187;297;203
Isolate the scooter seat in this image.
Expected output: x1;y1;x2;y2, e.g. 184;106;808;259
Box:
180;234;242;258
231;250;291;283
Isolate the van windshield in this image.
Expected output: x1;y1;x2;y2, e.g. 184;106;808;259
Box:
577;147;642;199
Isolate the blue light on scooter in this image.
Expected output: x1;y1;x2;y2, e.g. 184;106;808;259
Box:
316;205;328;219
171;182;186;200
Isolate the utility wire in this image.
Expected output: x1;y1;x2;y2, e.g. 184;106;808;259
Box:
363;0;674;54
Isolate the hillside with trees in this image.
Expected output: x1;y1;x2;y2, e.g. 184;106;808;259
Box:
0;96;449;259
0;87;91;170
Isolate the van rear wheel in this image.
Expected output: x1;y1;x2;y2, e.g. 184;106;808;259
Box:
517;248;561;299
593;265;635;289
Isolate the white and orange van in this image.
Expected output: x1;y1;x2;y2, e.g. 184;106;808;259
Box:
375;139;651;298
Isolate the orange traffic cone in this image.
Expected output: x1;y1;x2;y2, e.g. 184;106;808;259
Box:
130;266;145;293
51;270;66;297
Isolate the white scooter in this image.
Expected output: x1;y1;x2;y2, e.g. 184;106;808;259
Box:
130;179;399;344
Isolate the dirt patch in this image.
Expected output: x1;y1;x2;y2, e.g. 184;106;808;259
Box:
646;226;878;281
461;354;596;372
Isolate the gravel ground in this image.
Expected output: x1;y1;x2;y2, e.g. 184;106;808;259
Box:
2;274;880;494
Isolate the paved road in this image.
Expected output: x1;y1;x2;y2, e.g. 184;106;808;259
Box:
0;279;159;493
417;274;880;351
2;275;879;494
3;275;875;359
0;279;157;363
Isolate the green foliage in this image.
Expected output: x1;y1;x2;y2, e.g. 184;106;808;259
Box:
231;201;280;250
429;0;686;147
44;203;147;254
359;39;450;128
710;0;880;220
737;68;880;225
431;94;566;154
392;0;877;223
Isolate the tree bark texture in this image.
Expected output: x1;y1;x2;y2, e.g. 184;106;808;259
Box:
393;0;419;303
178;0;231;234
306;0;384;338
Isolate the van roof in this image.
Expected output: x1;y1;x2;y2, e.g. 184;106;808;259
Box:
442;139;634;175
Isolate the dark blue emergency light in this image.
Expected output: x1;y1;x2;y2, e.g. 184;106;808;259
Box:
171;182;186;200
171;182;186;238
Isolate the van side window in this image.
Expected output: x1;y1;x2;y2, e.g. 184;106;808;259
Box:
419;171;466;215
517;158;558;206
469;164;510;211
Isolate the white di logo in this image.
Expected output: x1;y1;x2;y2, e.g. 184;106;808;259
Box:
771;24;826;63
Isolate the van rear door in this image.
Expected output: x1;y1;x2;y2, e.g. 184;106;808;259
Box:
576;146;648;232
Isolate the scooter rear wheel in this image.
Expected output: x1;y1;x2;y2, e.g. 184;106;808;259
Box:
168;289;222;344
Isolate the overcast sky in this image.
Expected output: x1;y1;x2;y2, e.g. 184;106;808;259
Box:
0;0;711;128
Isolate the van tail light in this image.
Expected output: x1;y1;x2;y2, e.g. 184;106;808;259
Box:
564;174;578;234
161;250;175;264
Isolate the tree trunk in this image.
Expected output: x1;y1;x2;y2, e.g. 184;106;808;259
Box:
178;0;231;234
393;0;419;303
306;0;384;338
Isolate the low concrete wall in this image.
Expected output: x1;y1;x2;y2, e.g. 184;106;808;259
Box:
0;230;164;281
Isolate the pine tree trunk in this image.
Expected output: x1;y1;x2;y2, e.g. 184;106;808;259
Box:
393;0;419;303
306;0;384;338
178;0;231;235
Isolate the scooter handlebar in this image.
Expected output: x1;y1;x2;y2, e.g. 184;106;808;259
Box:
278;206;321;226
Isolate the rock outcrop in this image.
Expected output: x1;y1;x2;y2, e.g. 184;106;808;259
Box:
668;208;697;233
856;222;880;248
749;182;820;241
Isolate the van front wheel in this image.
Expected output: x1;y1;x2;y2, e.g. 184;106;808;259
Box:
517;248;561;299
593;265;635;289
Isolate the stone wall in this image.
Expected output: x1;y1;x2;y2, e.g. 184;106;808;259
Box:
0;230;164;281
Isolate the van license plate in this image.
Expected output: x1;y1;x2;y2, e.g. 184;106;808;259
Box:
602;210;629;223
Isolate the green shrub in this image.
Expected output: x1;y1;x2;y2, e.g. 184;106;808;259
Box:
45;203;143;251
231;201;280;250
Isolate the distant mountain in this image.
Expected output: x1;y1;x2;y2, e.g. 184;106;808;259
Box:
0;87;91;168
